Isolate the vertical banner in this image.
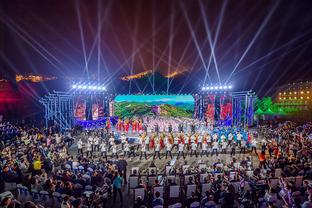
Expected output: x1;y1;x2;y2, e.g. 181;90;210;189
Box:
92;95;104;120
74;95;86;120
204;95;215;123
220;95;232;124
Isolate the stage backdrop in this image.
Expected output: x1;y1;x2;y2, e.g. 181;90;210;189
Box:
113;95;194;118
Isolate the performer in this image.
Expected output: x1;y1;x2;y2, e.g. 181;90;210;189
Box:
120;133;127;150
100;141;107;160
108;135;115;151
201;140;208;157
106;118;111;131
165;141;173;159
236;132;242;147
77;139;83;155
230;141;236;156
220;134;226;144
197;133;203;149
221;139;227;154
137;134;143;151
251;139;257;154
190;140;198;157
88;135;94;152
240;140;246;154
94;135;100;152
140;142;148;160
177;142;186;159
145;134;150;151
212;133;218;143
86;141;92;157
153;140;161;160
228;132;233;145
211;140;219;156
123;141;130;157
111;143;118;159
129;144;136;158
172;134;179;151
117;118;122;132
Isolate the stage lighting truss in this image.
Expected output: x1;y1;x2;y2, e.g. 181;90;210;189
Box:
201;85;233;91
71;83;106;93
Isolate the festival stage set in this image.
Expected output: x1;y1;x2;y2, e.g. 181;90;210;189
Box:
39;82;257;131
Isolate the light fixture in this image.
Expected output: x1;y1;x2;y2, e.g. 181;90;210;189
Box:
72;82;107;92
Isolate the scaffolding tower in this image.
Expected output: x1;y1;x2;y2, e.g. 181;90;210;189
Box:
232;90;257;127
39;91;74;131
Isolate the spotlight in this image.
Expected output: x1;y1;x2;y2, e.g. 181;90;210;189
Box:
224;86;228;89
229;85;233;89
96;86;101;90
77;85;82;89
91;86;96;90
82;86;87;89
214;86;218;90
202;87;205;91
88;86;92;90
72;84;77;89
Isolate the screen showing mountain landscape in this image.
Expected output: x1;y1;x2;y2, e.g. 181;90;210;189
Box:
113;95;195;118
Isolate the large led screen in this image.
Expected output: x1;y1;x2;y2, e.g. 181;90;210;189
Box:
113;95;194;118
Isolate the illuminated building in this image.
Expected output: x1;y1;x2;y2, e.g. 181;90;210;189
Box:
275;81;312;112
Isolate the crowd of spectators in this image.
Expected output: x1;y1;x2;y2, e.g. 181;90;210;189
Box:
0;120;311;208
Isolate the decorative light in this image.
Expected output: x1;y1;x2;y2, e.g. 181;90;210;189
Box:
72;83;106;92
300;97;303;99
294;97;297;99
289;92;292;95
201;85;233;91
294;92;297;94
307;91;310;94
279;92;281;95
307;96;310;99
283;92;286;95
301;91;304;94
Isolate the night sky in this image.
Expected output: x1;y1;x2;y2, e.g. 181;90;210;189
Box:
1;0;312;96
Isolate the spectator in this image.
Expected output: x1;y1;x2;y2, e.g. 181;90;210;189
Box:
112;171;123;203
152;191;164;207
